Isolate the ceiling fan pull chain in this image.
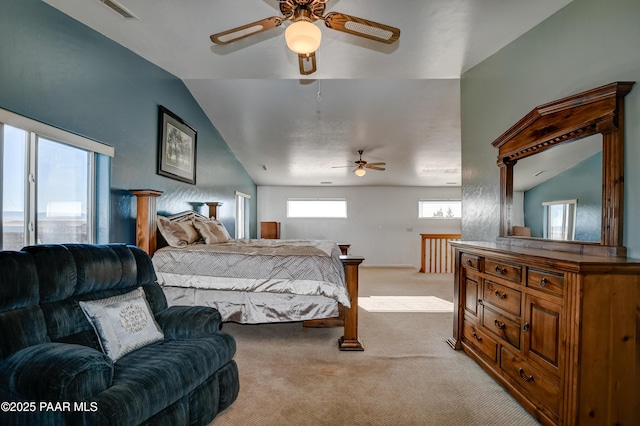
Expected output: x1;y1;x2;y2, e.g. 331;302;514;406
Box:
317;80;322;102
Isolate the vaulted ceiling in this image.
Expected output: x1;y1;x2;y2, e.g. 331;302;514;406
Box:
44;0;573;186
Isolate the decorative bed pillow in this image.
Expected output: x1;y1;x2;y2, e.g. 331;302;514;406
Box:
194;216;232;239
79;287;164;362
215;220;232;240
157;216;199;247
193;219;230;244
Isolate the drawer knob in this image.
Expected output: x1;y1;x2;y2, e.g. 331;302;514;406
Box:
539;277;547;287
523;322;530;332
494;289;507;299
495;265;507;274
466;259;472;266
493;319;506;330
472;332;482;342
519;368;534;382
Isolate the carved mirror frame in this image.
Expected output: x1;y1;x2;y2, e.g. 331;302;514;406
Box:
492;81;635;256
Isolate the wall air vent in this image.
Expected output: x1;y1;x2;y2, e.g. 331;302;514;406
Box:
99;0;139;20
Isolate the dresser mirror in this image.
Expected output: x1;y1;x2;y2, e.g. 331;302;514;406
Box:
492;82;634;256
512;134;602;242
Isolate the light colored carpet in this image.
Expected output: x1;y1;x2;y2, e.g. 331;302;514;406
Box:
359;296;454;313
212;267;538;425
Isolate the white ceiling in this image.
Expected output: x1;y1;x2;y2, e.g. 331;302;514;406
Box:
514;135;601;192
44;0;573;186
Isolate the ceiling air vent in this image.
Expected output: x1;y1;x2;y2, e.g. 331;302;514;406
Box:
99;0;139;20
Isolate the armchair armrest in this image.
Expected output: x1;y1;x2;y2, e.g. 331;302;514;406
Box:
0;343;113;401
155;306;223;339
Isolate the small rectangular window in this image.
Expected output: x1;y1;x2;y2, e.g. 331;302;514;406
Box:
419;200;461;219
287;199;347;218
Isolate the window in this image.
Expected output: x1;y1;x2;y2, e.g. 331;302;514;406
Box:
1;109;113;250
419;200;461;219
2;126;27;250
543;199;577;241
235;191;251;239
38;138;89;245
287;199;347;218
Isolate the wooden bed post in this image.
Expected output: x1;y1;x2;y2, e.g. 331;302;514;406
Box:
130;189;163;256
338;256;365;351
302;255;365;351
205;202;222;219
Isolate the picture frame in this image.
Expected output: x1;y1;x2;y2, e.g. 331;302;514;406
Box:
157;105;197;184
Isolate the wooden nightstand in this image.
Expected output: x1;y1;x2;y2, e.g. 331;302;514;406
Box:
260;221;280;239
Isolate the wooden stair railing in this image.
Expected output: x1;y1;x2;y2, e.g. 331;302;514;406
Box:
420;234;461;273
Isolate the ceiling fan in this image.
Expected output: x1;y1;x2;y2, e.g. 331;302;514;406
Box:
210;0;401;75
333;150;386;177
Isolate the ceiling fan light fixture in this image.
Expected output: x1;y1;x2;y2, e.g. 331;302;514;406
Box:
355;167;366;177
285;20;322;54
210;1;401;75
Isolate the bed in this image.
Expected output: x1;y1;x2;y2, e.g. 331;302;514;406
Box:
130;190;364;350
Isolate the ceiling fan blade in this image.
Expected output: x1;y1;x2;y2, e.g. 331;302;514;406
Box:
366;162;386;167
210;17;283;45
367;166;386;171
323;12;400;44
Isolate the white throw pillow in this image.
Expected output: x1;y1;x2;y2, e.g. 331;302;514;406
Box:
79;287;164;362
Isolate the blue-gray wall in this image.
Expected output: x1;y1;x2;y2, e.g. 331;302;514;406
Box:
461;0;640;258
523;153;601;242
0;0;257;243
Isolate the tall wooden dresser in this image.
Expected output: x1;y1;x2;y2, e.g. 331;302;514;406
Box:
448;241;640;425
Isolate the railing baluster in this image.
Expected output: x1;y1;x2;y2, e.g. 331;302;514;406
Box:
419;233;461;273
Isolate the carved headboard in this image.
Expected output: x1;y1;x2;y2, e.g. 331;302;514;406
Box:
129;189;221;256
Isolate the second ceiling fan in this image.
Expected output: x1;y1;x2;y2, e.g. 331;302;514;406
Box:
333;150;386;177
210;0;401;75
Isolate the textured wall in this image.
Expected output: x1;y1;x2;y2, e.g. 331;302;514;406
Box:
0;0;256;243
461;0;640;258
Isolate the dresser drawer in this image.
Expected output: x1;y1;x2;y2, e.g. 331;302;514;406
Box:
483;280;522;316
483;306;521;349
485;258;522;283
462;318;497;363
527;269;564;297
500;347;560;416
461;253;481;271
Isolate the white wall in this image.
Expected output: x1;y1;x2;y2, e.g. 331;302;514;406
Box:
257;186;461;268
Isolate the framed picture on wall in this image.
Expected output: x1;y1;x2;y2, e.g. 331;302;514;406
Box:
157;105;197;184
